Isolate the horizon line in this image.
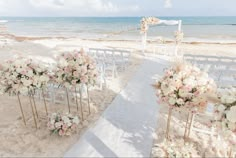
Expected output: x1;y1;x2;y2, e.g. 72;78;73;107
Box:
1;15;236;18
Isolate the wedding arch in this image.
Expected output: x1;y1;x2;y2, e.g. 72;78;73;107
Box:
140;17;183;55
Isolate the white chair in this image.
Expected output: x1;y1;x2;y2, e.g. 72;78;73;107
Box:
153;44;167;55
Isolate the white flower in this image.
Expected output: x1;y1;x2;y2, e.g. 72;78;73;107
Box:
21;78;32;87
50;119;55;124
226;106;236;123
59;58;68;67
55;122;63;128
168;97;176;105
73;117;80;124
228;122;236;131
183;77;196;87
221;95;235;104
176;98;184;105
68;60;75;66
62;116;70;123
39;75;49;83
67;122;72;127
19;87;28;94
217;104;226;113
26;70;34;77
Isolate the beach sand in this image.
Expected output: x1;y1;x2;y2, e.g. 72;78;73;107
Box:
0;35;235;157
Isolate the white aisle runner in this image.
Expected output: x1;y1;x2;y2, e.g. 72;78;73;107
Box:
64;58;168;157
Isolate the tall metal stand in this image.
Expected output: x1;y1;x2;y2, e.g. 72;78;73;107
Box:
17;94;26;126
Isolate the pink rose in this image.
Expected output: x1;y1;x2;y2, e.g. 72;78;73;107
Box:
71;80;77;85
49;124;55;130
21;70;27;75
65;67;71;73
71;124;77;130
62;124;68;130
74;52;80;58
59;129;65;136
73;71;79;77
80;76;88;84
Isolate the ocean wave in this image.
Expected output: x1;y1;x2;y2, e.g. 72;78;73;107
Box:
180;24;236;26
0;20;8;23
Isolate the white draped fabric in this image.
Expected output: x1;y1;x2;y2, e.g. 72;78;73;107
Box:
158;20;179;25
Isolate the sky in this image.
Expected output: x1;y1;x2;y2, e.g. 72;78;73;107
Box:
0;0;236;17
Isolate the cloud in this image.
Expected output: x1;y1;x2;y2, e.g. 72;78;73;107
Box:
28;0;137;13
0;0;140;16
164;0;172;8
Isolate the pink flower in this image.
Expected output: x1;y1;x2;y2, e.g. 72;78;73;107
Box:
49;124;55;130
73;71;79;77
80;76;88;84
157;100;161;104
59;129;65;136
65;67;71;73
71;124;77;130
71;80;77;85
21;70;27;75
62;124;68;130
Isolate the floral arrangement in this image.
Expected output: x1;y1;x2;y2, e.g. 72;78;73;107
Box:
0;57;50;95
140;17;160;34
54;49;98;89
153;62;216;112
213;88;236;146
48;112;80;136
152;139;198;158
174;31;184;44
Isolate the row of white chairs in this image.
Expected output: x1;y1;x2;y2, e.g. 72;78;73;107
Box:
88;48;131;90
183;54;236;88
34;83;90;106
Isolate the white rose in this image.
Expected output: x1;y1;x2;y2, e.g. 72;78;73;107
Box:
21;78;32;87
176;98;184;105
62;116;70;122
228;122;236;131
68;60;75;66
33;76;40;85
183;77;196;87
27;70;34;77
35;67;42;72
192;98;199;104
55;122;63;128
59;58;68;67
217;104;226;113
221;95;235;104
168;97;176;105
67;122;72;127
16;67;23;73
226;106;236;123
179;89;191;98
50;119;55;124
72;117;80;124
19;87;28;94
39;75;49;82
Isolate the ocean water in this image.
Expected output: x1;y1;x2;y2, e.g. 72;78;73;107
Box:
1;17;236;42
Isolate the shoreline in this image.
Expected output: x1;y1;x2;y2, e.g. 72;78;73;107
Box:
2;33;236;45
